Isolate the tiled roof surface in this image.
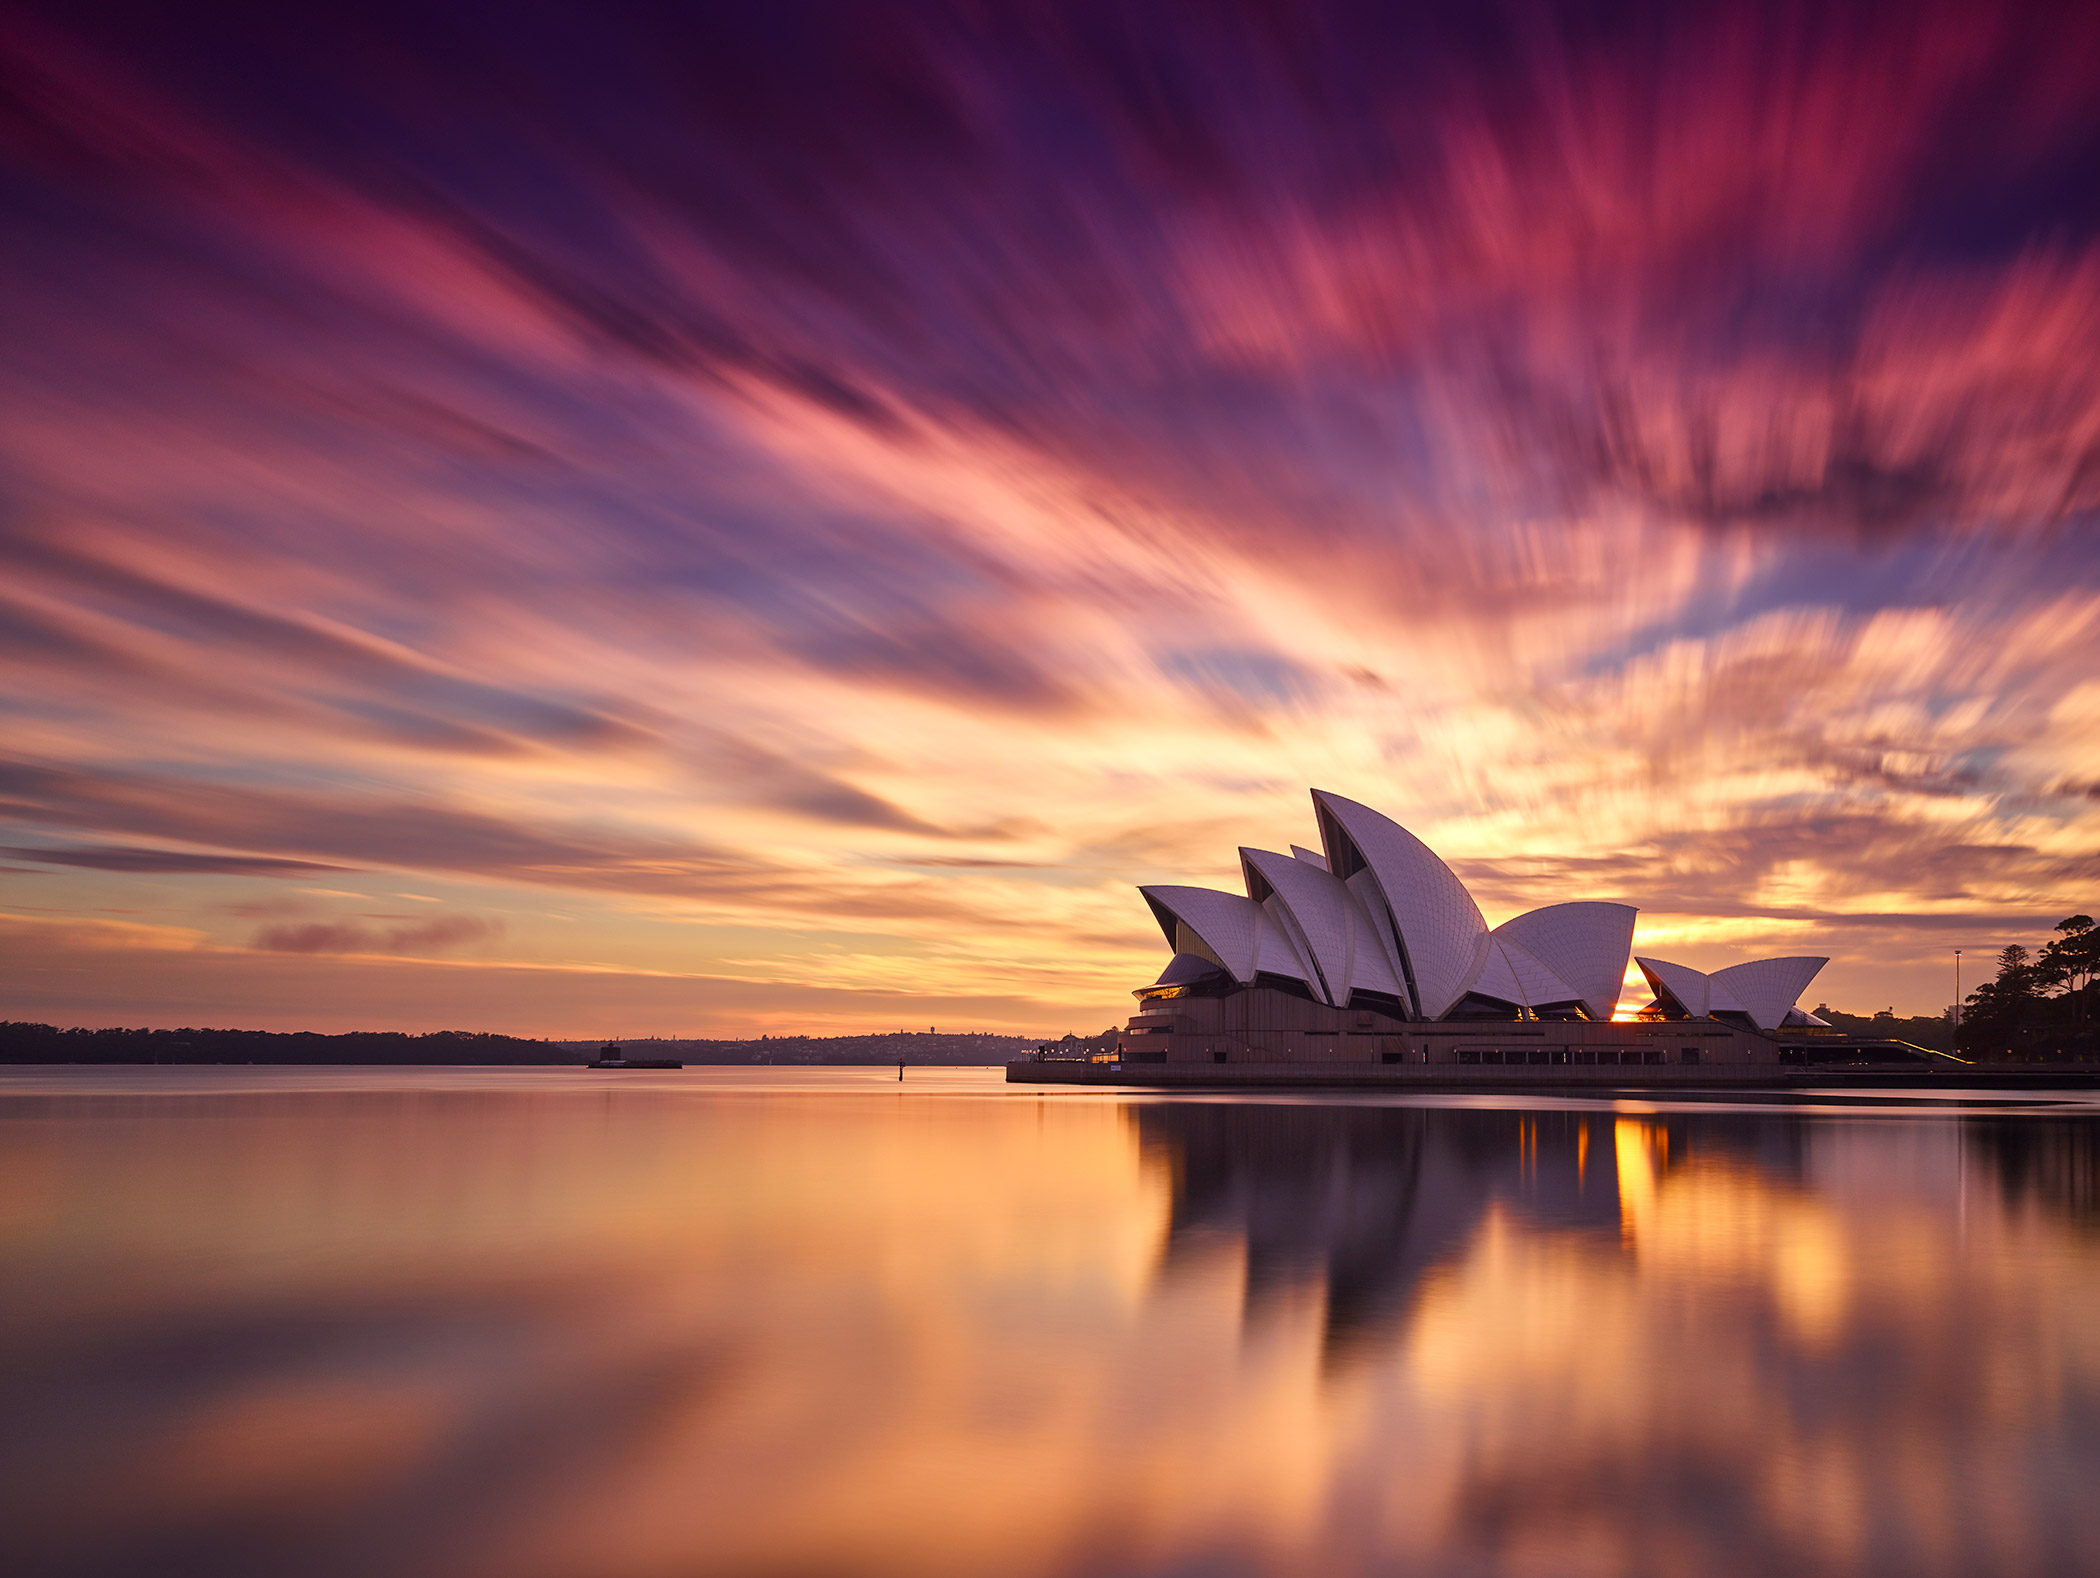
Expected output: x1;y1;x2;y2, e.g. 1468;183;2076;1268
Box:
1493;902;1638;1022
1312;791;1490;1018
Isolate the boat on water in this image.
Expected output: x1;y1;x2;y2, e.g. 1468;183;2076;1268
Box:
586;1043;682;1069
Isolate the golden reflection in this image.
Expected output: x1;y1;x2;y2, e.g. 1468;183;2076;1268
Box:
3;1075;2100;1577
1614;1115;1659;1243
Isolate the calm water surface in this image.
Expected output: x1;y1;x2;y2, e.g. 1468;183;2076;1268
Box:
4;1067;2099;1578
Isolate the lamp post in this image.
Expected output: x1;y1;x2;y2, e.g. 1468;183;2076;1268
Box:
1954;949;1962;1046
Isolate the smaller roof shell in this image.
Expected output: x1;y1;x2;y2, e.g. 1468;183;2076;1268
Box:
1152;952;1224;987
1492;902;1637;1023
1141;887;1309;986
1311;790;1491;1019
1710;957;1829;1030
1467;937;1583;1011
1241;848;1405;1005
1637;956;1786;1022
1636;956;1718;1018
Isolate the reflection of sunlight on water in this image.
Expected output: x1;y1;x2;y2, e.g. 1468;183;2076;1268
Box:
1614;1115;1659;1242
1619;1115;1851;1345
4;1073;2100;1577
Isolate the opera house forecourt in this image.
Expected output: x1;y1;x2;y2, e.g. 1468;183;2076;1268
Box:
1011;790;1967;1088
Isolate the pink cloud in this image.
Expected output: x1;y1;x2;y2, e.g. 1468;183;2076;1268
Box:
2;1;2098;1025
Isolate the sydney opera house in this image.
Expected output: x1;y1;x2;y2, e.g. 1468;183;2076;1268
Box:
1015;790;1929;1084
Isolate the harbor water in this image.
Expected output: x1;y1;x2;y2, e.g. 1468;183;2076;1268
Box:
3;1066;2097;1578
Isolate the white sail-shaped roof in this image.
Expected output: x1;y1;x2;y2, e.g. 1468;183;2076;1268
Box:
1241;849;1348;1005
1141;886;1310;986
1500;937;1584;1008
1240;848;1405;1007
1465;946;1526;1009
1636;956;1758;1020
1639;954;1825;1028
1492;902;1637;1022
1152;952;1224;987
1711;957;1828;1030
1341;868;1411;1014
1636;956;1713;1018
1311;790;1490;1019
1341;898;1407;1001
1131;795;1838;1033
1467;937;1583;1011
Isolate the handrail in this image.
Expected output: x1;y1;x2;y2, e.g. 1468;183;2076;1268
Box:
1887;1039;1970;1064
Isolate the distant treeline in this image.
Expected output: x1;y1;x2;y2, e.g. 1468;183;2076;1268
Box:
0;1024;1118;1065
557;1029;1121;1066
0;1023;571;1065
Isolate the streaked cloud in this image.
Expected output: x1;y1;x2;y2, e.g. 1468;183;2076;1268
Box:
2;1;2097;1030
0;844;351;876
253;914;500;956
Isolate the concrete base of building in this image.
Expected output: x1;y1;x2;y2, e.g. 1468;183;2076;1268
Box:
1005;1058;2099;1091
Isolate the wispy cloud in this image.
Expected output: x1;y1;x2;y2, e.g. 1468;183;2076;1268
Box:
2;1;2097;1030
253;914;501;956
0;843;350;876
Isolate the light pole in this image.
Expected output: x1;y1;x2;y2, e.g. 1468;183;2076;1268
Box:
1954;949;1962;1045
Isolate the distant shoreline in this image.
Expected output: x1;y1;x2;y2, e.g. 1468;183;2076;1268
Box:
0;1022;1101;1067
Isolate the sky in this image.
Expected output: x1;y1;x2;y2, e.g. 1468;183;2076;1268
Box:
3;0;2099;1036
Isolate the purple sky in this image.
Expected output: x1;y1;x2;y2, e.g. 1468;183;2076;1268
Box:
3;0;2099;1034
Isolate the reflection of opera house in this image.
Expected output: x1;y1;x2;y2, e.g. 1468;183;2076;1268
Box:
1014;789;1943;1085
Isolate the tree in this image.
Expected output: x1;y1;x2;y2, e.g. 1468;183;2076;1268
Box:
2037;916;2099;1022
1959;945;2040;1059
1951;920;2100;1058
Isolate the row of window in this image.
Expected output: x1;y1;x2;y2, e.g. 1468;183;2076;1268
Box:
1451;1048;1695;1065
1117;1045;1709;1065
